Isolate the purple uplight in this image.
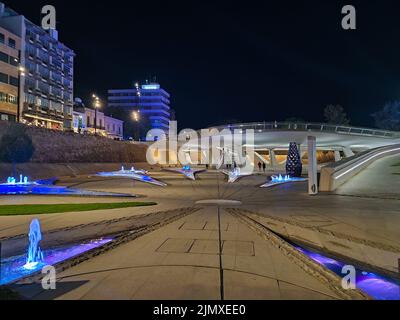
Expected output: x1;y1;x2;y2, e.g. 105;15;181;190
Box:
293;244;400;300
0;238;112;286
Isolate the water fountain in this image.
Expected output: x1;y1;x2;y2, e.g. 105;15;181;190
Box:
0;219;113;286
97;166;166;186
293;244;400;300
23;219;44;270
4;175;33;186
0;173;133;196
271;174;292;183
261;174;308;188
226;168;242;183
180;166;196;181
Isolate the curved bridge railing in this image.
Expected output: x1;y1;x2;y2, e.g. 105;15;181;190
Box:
205;122;400;139
320;144;400;191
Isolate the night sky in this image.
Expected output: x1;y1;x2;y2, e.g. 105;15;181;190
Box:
7;0;400;129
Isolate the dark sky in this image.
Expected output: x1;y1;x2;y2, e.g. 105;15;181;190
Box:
7;0;400;129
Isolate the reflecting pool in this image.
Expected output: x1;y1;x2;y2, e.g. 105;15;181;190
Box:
0;175;133;197
294;244;400;300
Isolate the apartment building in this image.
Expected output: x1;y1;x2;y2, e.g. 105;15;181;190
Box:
0;2;75;130
108;82;171;132
0;25;20;122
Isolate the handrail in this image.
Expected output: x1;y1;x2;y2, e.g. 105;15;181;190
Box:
204;122;400;139
320;144;400;191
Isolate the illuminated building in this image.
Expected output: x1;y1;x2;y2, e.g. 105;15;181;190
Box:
0;25;20;122
0;2;75;130
108;82;171;131
73;98;123;140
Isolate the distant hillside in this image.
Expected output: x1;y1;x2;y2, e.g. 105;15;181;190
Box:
0;122;148;163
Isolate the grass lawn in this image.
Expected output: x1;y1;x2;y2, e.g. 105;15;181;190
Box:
0;202;157;216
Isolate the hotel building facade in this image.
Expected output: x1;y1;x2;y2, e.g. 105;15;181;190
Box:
0;2;75;131
108;83;171;132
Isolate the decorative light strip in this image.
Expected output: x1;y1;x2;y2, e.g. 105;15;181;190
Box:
334;147;400;180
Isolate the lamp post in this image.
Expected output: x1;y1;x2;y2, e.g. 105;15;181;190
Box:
133;110;140;122
132;110;140;141
16;60;26;123
134;82;141;140
92;94;101;135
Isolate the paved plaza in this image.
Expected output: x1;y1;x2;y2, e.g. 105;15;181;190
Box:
1;157;399;300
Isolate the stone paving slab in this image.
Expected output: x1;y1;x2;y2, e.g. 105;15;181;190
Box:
1;168;399;300
14;208;340;300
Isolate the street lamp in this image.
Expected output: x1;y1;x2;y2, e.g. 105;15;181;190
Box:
134;82;142;140
92;94;101;135
132;110;140;122
16;62;26;123
132;110;141;141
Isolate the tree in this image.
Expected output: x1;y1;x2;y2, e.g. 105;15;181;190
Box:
324;105;350;126
0;125;35;176
371;101;400;131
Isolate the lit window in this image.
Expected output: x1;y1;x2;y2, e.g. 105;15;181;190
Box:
7;94;17;104
9;56;18;66
0;92;7;102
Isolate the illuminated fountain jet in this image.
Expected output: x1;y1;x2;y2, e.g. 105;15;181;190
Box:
261;174;308;188
221;167;252;183
0;174;132;196
23;219;44;270
0;219;114;286
97;166;166;186
112;166;149;176
3;175;32;186
163;165;206;181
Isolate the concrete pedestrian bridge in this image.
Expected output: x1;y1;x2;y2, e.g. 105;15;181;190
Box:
178;122;399;165
202;122;400;152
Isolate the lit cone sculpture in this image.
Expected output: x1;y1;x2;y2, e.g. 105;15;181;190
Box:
286;143;302;177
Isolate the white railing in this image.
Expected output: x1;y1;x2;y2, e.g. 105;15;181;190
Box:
205;122;400;139
320;144;400;191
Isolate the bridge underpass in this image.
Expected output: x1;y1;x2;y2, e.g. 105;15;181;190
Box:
174;122;400;173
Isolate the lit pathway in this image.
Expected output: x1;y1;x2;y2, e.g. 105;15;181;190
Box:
1;169;399;299
16;208;341;300
335;154;400;199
